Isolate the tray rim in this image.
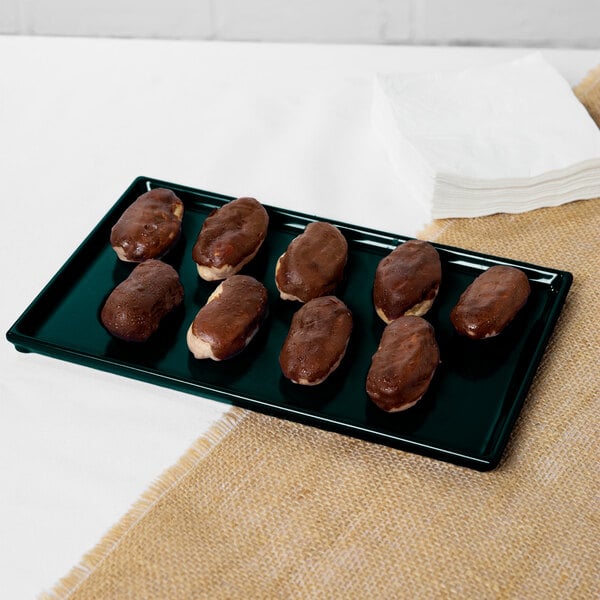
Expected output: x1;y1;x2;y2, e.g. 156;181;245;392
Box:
6;175;573;471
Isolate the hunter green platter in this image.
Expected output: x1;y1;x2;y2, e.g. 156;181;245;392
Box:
6;177;572;470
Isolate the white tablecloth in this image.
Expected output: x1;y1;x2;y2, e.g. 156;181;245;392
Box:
1;35;598;598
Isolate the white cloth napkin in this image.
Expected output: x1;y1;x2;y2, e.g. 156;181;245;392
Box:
372;53;600;218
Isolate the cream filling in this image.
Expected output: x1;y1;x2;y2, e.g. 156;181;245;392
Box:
404;296;435;317
113;245;135;262
187;321;261;361
376;285;439;323
275;255;305;302
186;283;223;359
173;203;184;220
196;243;262;282
186;324;220;360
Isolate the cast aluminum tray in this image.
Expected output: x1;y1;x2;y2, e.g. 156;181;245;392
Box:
6;177;572;470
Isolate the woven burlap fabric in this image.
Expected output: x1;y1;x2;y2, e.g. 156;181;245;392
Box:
46;73;600;600
575;63;600;126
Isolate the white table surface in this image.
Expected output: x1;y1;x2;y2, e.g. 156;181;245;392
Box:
2;35;599;598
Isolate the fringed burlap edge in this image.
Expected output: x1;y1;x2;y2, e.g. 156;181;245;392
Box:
41;407;249;600
574;63;600;125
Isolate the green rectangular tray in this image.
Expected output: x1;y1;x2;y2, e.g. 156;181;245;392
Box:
6;177;572;470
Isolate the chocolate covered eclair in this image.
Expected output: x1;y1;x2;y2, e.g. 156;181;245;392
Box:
192;197;269;281
101;259;184;342
366;316;440;412
279;296;353;385
450;265;531;339
275;222;348;302
187;275;268;360
110;188;184;262
373;239;441;324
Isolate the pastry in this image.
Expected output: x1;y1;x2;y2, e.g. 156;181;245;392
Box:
275;221;347;302
373;239;441;323
101;259;184;342
450;265;531;339
187;275;268;360
279;296;353;385
192;197;269;281
110;188;184;262
366;316;440;412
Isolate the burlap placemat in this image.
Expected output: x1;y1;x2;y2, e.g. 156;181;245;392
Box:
46;72;600;600
575;63;600;125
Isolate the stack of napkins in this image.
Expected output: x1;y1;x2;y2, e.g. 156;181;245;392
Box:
372;53;600;218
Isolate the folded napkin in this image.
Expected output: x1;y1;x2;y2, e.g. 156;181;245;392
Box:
373;53;600;218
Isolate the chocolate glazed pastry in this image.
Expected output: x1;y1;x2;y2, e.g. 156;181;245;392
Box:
192;197;269;281
279;296;353;385
366;316;440;412
373;239;441;324
101;259;184;342
451;265;531;339
275;221;348;302
187;275;268;361
110;188;184;262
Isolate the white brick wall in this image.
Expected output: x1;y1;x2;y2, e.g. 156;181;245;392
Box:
1;0;599;47
17;0;212;38
413;0;600;47
213;0;409;43
0;0;20;33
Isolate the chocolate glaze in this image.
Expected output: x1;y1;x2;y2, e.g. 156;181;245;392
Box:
279;296;353;385
101;259;184;342
110;188;184;262
192;197;269;271
366;316;439;412
191;275;268;360
276;222;348;302
451;265;531;339
373;239;441;322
